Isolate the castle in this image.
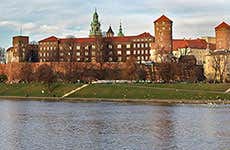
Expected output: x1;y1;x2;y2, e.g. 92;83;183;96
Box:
6;10;230;65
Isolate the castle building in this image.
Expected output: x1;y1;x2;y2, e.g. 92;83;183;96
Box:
150;15;173;62
215;22;230;50
38;10;154;63
6;36;38;63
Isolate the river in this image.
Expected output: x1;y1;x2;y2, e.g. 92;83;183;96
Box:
0;100;229;150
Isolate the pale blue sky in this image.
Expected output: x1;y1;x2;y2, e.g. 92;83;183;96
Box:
0;0;229;48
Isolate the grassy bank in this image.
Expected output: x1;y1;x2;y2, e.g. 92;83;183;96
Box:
0;83;229;101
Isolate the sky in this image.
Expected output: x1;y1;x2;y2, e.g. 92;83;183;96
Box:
0;0;229;48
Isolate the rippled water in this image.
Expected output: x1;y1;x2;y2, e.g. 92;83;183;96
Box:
0;100;229;150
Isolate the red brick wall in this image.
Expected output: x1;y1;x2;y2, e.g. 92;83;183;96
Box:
0;62;203;82
154;19;173;52
216;28;230;50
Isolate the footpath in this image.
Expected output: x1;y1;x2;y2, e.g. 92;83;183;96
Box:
61;84;89;98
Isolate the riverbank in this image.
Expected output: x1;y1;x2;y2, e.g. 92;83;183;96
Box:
0;96;229;105
0;83;229;104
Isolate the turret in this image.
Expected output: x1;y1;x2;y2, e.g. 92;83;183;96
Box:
106;25;114;37
117;22;124;37
89;9;102;38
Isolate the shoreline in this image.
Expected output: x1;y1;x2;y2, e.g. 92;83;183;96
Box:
0;96;229;105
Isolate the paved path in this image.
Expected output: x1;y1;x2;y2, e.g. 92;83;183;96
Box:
61;84;89;98
225;88;230;93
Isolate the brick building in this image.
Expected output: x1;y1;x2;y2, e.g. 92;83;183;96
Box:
150;15;173;62
215;22;230;50
38;10;154;63
6;36;38;63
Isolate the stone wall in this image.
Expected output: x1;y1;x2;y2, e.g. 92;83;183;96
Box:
0;62;204;83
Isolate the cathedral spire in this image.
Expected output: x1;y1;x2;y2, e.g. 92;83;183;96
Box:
118;21;124;37
89;9;102;38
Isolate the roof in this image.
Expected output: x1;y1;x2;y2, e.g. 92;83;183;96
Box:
215;22;230;30
6;47;13;52
39;32;154;44
107;26;114;34
39;36;58;42
104;32;154;42
173;39;213;50
154;15;172;23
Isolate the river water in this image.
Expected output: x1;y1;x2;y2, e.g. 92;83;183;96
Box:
0;100;229;150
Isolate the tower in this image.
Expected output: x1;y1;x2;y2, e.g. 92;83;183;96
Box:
106;25;114;37
89;9;102;38
154;15;173;52
215;22;230;50
117;22;124;37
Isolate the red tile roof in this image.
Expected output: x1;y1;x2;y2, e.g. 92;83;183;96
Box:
215;22;230;30
39;32;154;44
173;39;213;50
154;15;172;23
39;36;58;42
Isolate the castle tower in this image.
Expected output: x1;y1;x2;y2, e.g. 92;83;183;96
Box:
117;22;124;37
89;9;102;38
12;36;29;62
215;22;230;50
106;25;114;37
154;15;173;52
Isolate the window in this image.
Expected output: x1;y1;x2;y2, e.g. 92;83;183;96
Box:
133;50;136;54
109;57;113;62
85;51;89;56
137;44;140;48
76;52;80;56
85;46;89;50
117;44;122;49
77;58;81;61
76;46;81;50
60;53;64;56
117;51;122;55
68;52;71;56
126;44;131;49
126;50;131;55
118;57;122;61
141;50;144;54
145;43;149;48
108;44;113;49
92;51;96;56
133;44;136;48
145;50;149;54
141;43;144;48
92;45;96;49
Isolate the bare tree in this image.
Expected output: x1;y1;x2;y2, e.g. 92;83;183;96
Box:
212;53;229;83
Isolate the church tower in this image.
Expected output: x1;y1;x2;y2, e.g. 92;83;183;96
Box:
89;9;102;38
117;22;124;37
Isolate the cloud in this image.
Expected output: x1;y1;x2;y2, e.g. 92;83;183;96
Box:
0;0;229;48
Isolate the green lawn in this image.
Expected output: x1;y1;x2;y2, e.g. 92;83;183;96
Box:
70;83;230;100
0;83;229;100
0;83;82;97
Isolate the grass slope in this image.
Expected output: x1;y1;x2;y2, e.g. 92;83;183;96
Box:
70;83;230;100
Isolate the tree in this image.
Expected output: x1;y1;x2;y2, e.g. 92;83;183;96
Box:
0;47;6;64
0;74;7;83
122;56;143;81
35;64;57;94
19;63;33;83
211;53;229;83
